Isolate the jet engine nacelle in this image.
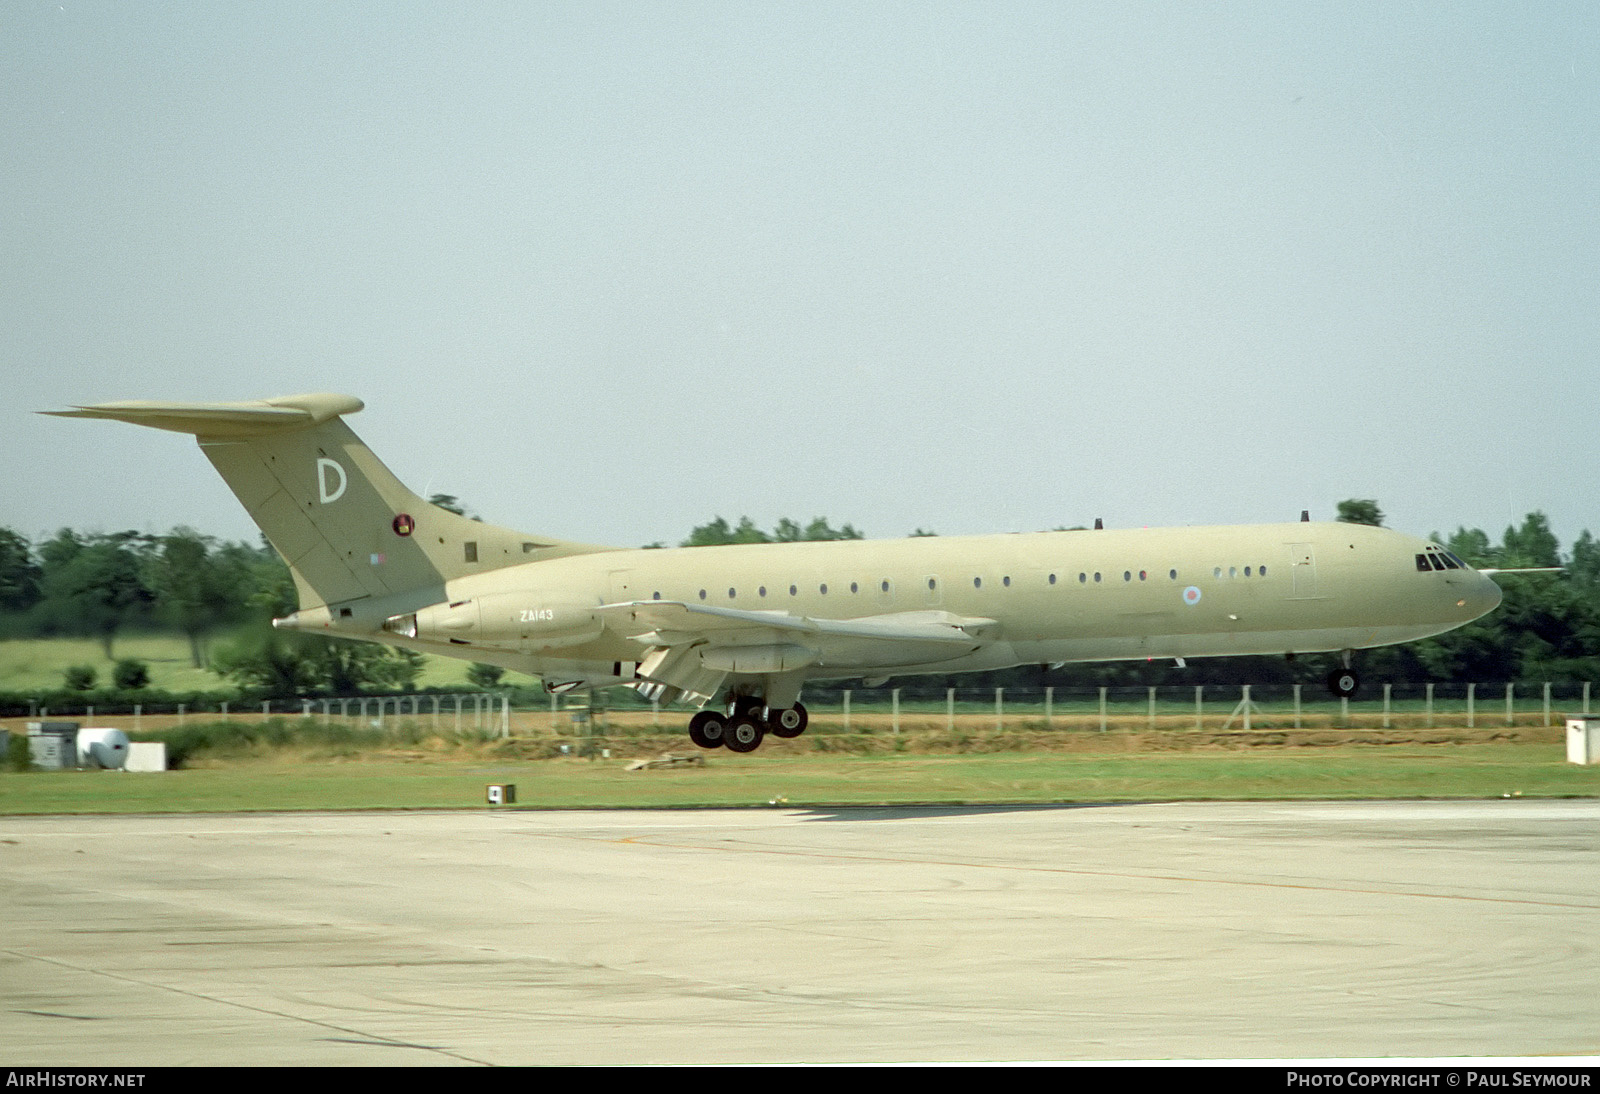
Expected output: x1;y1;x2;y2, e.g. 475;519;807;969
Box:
385;594;603;651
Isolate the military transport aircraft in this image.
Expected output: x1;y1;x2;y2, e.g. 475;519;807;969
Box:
51;393;1505;752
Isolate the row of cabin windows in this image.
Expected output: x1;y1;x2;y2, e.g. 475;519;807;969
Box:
650;564;1271;602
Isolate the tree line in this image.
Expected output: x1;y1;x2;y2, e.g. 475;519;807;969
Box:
1;503;1596;697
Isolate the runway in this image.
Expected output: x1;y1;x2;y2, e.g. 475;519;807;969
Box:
3;801;1597;1065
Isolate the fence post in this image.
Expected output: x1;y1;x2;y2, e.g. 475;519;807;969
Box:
892;688;900;734
501;695;510;738
1543;682;1551;727
995;687;1003;731
1506;682;1514;727
1148;687;1156;730
843;690;851;731
1467;683;1476;728
1195;685;1203;731
1098;687;1107;732
178;703;185;726
133;704;141;733
1383;683;1391;729
1585;682;1592;716
1242;685;1252;732
1293;684;1301;729
947;688;955;731
1426;683;1434;727
1045;686;1053;728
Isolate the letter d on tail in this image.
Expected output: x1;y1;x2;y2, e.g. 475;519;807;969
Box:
317;457;347;504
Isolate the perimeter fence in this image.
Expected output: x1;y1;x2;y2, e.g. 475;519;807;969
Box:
8;680;1595;742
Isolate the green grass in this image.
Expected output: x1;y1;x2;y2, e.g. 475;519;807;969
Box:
1;742;1595;814
0;634;535;693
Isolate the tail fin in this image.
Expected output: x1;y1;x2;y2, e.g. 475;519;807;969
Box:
47;393;610;611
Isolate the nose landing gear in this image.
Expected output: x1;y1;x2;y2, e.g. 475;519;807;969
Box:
1326;651;1360;698
1326;669;1360;698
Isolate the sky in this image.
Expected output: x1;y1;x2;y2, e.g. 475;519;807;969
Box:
3;2;1597;554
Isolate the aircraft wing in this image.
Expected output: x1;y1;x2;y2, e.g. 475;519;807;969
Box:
594;601;996;704
596;600;996;647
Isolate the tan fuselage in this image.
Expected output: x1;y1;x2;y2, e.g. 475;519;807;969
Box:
353;520;1502;685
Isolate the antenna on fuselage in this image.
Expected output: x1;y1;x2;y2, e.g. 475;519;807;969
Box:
1094;517;1103;530
1301;510;1310;522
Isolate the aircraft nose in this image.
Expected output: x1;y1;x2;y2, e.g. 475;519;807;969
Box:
1463;572;1502;620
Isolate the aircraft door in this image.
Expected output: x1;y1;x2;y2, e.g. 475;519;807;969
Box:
607;569;635;604
1287;544;1319;599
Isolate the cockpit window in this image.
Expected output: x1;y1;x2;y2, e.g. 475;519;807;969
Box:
1420;546;1465;572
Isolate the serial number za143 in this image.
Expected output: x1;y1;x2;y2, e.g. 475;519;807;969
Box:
519;609;556;624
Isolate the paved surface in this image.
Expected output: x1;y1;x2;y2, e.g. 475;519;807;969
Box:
2;801;1598;1065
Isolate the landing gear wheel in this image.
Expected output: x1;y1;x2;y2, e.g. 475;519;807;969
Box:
770;702;808;739
688;710;726;749
1327;669;1360;698
724;715;765;754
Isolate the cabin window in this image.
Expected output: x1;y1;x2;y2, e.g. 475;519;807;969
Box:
1214;567;1223;578
1260;565;1268;577
1079;573;1087;584
850;582;859;594
464;542;478;563
820;583;828;594
974;577;982;588
1139;570;1147;581
699;589;707;600
928;577;937;591
1048;573;1057;585
1170;569;1177;580
759;586;767;597
728;588;736;598
1123;571;1131;582
1094;572;1102;583
881;580;890;593
1003;576;1011;587
790;584;798;596
1244;567;1252;577
652;592;661;600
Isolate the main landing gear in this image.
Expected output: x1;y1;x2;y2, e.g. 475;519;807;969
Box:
687;700;809;753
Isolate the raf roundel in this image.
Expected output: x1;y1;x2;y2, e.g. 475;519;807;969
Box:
392;513;415;537
1183;585;1202;607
